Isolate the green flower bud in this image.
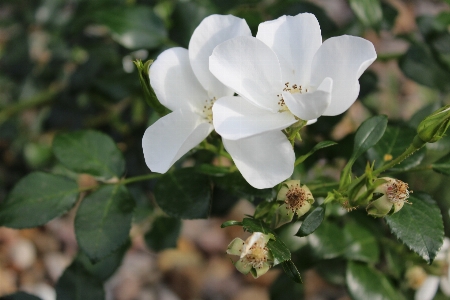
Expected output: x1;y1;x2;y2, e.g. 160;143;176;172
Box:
417;105;450;143
366;177;411;217
226;232;273;278
275;180;314;226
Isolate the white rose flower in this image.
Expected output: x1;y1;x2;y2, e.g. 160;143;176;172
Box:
210;13;377;146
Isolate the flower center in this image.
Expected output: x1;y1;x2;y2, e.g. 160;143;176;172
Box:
201;97;216;123
386;179;411;204
242;243;269;269
285;184;310;213
277;82;308;112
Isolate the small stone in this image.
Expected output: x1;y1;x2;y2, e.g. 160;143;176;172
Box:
9;238;37;270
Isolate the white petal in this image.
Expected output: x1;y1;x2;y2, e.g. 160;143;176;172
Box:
310;35;377;116
142;110;213;173
150;47;209;112
440;276;450;296
282;77;332;120
213;96;296;140
256;13;322;86
223;132;295;189
415;276;440;300
209;36;282;112
189;14;251;98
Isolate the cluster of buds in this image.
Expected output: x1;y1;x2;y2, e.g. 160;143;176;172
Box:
226;232;274;278
366;177;411;217
275;180;314;225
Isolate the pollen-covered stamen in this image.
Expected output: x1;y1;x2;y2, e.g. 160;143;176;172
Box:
241;243;269;269
278;82;308;111
385;179;411;204
284;183;311;214
201;97;216;123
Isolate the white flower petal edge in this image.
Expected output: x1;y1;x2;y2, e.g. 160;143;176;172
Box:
223;131;295;189
150;47;208;113
282;77;333;120
213;96;297;140
256;13;322;86
142;110;213;173
415;276;440;300
310;35;377;116
209;36;283;112
189;14;251;98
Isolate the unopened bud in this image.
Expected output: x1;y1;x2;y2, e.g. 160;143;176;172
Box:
417;105;450;144
366;177;411;217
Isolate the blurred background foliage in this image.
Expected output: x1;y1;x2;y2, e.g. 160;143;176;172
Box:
1;0;450;299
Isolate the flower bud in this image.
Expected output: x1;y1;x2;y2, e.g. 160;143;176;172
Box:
275;180;314;225
417;105;450;143
366;177;411;217
405;266;427;290
226;232;273;278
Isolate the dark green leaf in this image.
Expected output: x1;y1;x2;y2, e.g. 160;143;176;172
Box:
308;220;346;259
281;260;302;284
145;216;181;251
295;141;337;165
154;168;211;219
399;44;450;92
296;206;325;237
0;172;78;228
349;0;383;28
53;130;125;179
77;240;129;281
346;261;403;300
0;292;42;300
75;185;135;262
367;126;426;171
344;222;379;263
213;172;274;200
195;164;231;177
315;259;346;286
95;6;167;49
352;115;388;160
385;193;444;263
55;260;104;300
432;152;450;175
242;218;291;265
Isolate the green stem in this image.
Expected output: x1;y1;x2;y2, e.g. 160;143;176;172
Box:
384;165;433;176
119;173;161;185
0;88;61;124
376;52;404;62
372;144;418;176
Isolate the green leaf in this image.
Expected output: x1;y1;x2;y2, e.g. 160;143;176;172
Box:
242;218;291;265
308;220;346;259
346;261;403;300
95;6;167;49
432;152;450;175
75;185;135;262
353;115;388;160
55;260;105;300
349;0;383;28
77;240;129;281
385;193;444;263
367;126;426;171
145;216;181;251
270;272;304;299
296;206;325;237
213;172;274;200
399;44;450;92
344;222;379;263
0;292;42;300
134;59;167;114
295;141;337;166
0;172;78;228
195;164;231;177
53;130;125;179
154;168;211;219
281;260;302;284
